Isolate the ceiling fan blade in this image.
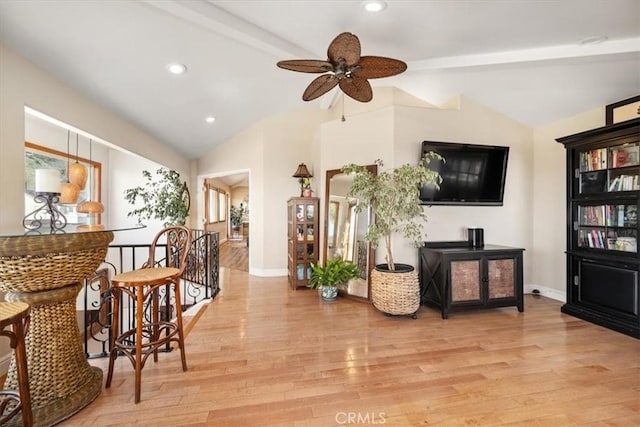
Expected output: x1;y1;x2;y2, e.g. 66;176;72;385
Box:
339;76;373;103
355;56;408;79
277;60;333;73
327;32;361;67
303;74;339;101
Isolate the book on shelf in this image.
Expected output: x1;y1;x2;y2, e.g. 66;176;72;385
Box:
580;148;608;171
580;205;605;226
618;205;625;226
606;205;625;226
611;144;640;168
579;228;612;249
609;174;640;191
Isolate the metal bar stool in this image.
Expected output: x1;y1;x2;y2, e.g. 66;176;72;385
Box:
0;302;32;426
105;226;191;403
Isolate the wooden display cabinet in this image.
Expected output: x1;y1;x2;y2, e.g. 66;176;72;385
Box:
419;242;524;319
557;118;640;338
287;197;319;289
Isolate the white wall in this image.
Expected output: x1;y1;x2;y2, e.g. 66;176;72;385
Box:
198;108;328;275
196;88;545;290
317;93;534;282
395;97;534;279
0;44;191;230
531;107;605;300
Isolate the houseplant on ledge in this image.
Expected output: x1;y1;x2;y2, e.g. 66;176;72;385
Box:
341;153;442;316
309;258;360;302
124;168;190;227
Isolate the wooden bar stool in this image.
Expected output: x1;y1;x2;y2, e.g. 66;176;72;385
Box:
0;302;33;426
105;226;191;403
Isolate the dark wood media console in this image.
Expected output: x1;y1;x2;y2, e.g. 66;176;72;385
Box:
419;241;524;319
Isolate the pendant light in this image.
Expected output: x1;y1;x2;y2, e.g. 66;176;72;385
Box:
68;133;88;189
59;130;81;204
76;139;104;220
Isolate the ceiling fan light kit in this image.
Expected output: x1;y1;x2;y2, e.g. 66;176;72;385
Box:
277;32;407;103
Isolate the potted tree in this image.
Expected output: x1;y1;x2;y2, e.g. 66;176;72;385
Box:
124;168;190;227
341;153;442;316
229;203;246;239
309;258;360;302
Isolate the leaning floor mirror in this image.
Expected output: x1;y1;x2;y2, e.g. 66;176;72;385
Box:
323;165;376;300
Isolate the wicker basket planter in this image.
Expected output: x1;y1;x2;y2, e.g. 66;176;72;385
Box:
371;264;420;318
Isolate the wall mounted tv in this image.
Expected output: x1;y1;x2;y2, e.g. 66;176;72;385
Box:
420;140;509;206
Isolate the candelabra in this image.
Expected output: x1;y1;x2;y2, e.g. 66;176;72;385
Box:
22;192;67;233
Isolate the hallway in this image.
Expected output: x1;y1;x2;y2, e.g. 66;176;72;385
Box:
219;238;249;272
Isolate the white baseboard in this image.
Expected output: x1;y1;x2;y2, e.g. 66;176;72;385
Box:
248;267;288;277
524;283;566;303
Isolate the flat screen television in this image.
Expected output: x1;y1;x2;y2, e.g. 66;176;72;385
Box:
419;140;509;206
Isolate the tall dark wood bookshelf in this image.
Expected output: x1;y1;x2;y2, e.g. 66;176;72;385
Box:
557;118;640;338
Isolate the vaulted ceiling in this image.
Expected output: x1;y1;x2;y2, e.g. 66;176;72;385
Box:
1;0;638;160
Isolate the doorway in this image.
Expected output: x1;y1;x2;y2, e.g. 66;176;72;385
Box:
202;171;249;272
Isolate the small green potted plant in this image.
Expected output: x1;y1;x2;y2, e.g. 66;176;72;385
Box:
124;168;190;227
229;203;246;237
341;153;442;316
309;258;360;302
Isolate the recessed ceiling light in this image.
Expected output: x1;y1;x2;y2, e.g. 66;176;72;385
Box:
205;116;216;123
578;35;608;46
166;62;187;75
362;0;387;12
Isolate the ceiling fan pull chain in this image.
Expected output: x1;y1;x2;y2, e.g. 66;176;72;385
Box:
341;94;346;122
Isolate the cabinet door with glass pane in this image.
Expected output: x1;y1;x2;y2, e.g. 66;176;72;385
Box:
576;202;637;253
574;135;640;258
287;197;319;289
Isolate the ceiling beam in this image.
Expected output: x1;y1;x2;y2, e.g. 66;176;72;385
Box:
144;0;316;59
408;37;640;71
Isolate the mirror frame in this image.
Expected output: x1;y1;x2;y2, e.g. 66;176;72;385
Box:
323;165;377;301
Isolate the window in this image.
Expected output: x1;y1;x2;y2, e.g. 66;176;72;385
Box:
218;191;227;221
204;181;227;223
24;142;101;223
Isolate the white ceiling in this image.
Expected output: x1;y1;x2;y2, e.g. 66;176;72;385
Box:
1;0;638;160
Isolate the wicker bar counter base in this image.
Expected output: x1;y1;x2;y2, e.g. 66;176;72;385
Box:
0;231;114;426
371;264;420;319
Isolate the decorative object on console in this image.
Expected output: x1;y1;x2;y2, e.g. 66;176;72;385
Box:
468;227;484;248
124;168;190;226
60;130;81;204
292;163;313;197
341;154;442;318
277;32;407;103
67;133;88;190
23;168;67;232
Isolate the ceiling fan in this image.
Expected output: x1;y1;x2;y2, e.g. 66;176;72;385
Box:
277;32;407;103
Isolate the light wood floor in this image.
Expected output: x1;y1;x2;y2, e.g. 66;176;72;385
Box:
63;268;640;426
219;239;248;272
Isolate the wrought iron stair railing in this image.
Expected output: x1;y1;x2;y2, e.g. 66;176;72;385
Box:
80;229;219;358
